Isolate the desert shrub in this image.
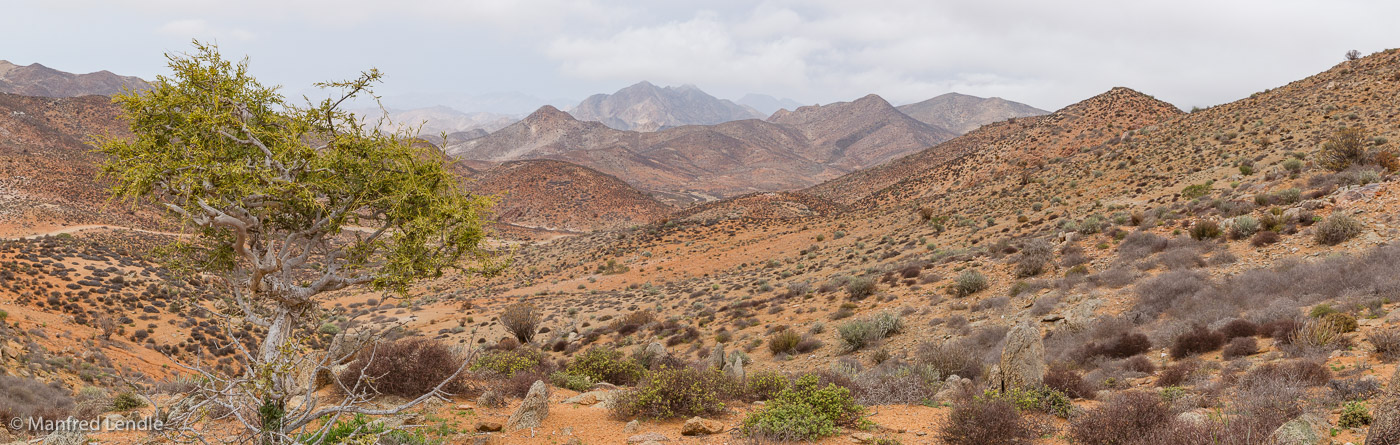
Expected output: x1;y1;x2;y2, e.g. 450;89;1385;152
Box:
548;371;595;392
953;270;988;297
471;347;544;377
1156;360;1199;387
611;309;655;336
741;374;866;441
915;340;983;381
499;302;542;343
937;397;1038;445
768;329;803;355
1068;390;1172;445
1014;239;1054;277
614;366;733;420
852;362;940;405
111;391;146;411
1250;230;1280;247
971;296;1009;312
1217;319;1258;338
1221;337;1259;359
1322;312;1358;333
1228;216;1260;240
1076;332;1153;362
1287;317;1348;356
0;375;73;432
338;338;469;397
567;346;645;385
1123;355;1156;374
1043;364;1096;399
1330;377;1382;402
1241;360;1332;387
745;371;790;401
846;277;877;300
1119;231;1168;260
1368;328;1400;361
1189;220;1221;240
1134;270;1209;318
838;312;902;352
1339;401;1372;428
1169;326;1226;359
1318;127;1368;171
992;387;1073;418
1314;214;1363;245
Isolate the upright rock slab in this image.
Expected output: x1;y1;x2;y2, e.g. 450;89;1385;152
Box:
996;321;1046;391
506;380;550;431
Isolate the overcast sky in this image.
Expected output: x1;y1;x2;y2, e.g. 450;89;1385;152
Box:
6;0;1399;114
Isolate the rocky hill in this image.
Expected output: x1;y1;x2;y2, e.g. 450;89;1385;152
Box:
897;92;1048;134
0;60;150;97
464;159;674;232
569;81;763;131
737;93;805;115
767;93;958;168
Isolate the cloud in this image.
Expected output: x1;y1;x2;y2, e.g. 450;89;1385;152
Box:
157;19;255;41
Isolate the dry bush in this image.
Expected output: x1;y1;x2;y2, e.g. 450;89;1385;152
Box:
1088;266;1138;288
500;302;542;343
1134;270;1209;318
768;329;803;355
1240;360;1332;387
938;398;1039;445
1329;376;1382;402
846;277;877;300
1189;220;1222;240
1068;390;1171;445
1217;319;1258;338
1285;317;1349;357
1315;214;1364;245
1369;328;1400;361
1250;230;1280;247
915;340;984;381
1318;127;1369;171
0;375;73;433
852;361;939;405
1169;326;1226;359
1014;238;1054;277
1221;337;1259;359
1118;231;1168;261
1043;364;1096;399
1075;332;1153;363
1156;360;1200;387
1123;355;1156;374
611;310;655;336
338;338;469;397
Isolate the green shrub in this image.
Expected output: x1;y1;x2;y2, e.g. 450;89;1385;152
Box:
1324;312;1358;333
1339;401;1372;428
471;348;543;377
938;397;1037;445
745;371;790;401
568;346;645;386
768;329;803;355
548;371;595;392
1189;220;1222;240
614;366;733;420
846;277;877;300
298;414;384;444
953;270;988;297
1315;214;1363;245
742;374;866;441
988;387;1073;418
1229;216;1260;239
111;391;146;411
838;312;903;352
1181;183;1212;199
1309;303;1338;318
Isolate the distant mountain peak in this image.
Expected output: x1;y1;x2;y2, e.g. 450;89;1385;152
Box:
568;82;763;132
896;92;1048;134
0;60;150;97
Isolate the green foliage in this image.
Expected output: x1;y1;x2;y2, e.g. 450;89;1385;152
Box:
1310;303;1338;318
1189;220;1222;240
745;371;790;401
614;366;733;420
1323;312;1359;333
953;270;988;297
1339;401;1372;428
768;329;802;355
548;371;595;392
0;310;7;322
846;277;877;300
837;312;903;352
986;387;1073;418
298;414;384;444
1230;216;1260;239
111;391;146;411
742;374;866;441
471;348;543;377
96;41;498;295
1181;182;1212;199
567;346;645;385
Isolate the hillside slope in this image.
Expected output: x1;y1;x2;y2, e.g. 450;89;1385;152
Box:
897;92;1048;134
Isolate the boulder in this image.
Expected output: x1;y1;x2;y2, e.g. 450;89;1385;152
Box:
644;342;668;362
624;420;640;433
934;375;973;403
707;344;726;370
995;321;1045;391
505;381;549;431
1270;413;1329;445
725;354;745;381
680;417;725;436
474;421;503;432
1367;366;1400;445
477;389;504;408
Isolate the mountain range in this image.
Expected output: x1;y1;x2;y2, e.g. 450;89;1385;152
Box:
568;81;765;132
0;60;150;97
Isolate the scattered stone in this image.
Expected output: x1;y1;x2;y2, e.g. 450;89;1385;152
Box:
563;391;600;405
644;341;668;361
624;420;640;433
680;417;725;436
477;389;504;408
627;432;670;443
851;432;877;443
725;354;745;381
708;344;726;370
474;421;503;432
505;380;549;431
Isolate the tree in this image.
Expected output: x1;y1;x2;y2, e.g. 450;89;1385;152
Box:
98;41;498;443
1346;49;1362;61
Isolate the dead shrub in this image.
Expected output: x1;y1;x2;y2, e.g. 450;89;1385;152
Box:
1134;270;1209;318
1217;319;1258;338
1156;360;1200;387
1068;390;1171;445
1314;214;1363;245
1368;328;1400;361
1241;360;1331;387
1221;337;1259;360
915;340;984;381
1076;332;1152;363
500;302;542;343
1123;355;1156;374
1169;326;1226;359
0;375;73;433
337;338;469;398
938;397;1039;445
1043;364;1096;399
